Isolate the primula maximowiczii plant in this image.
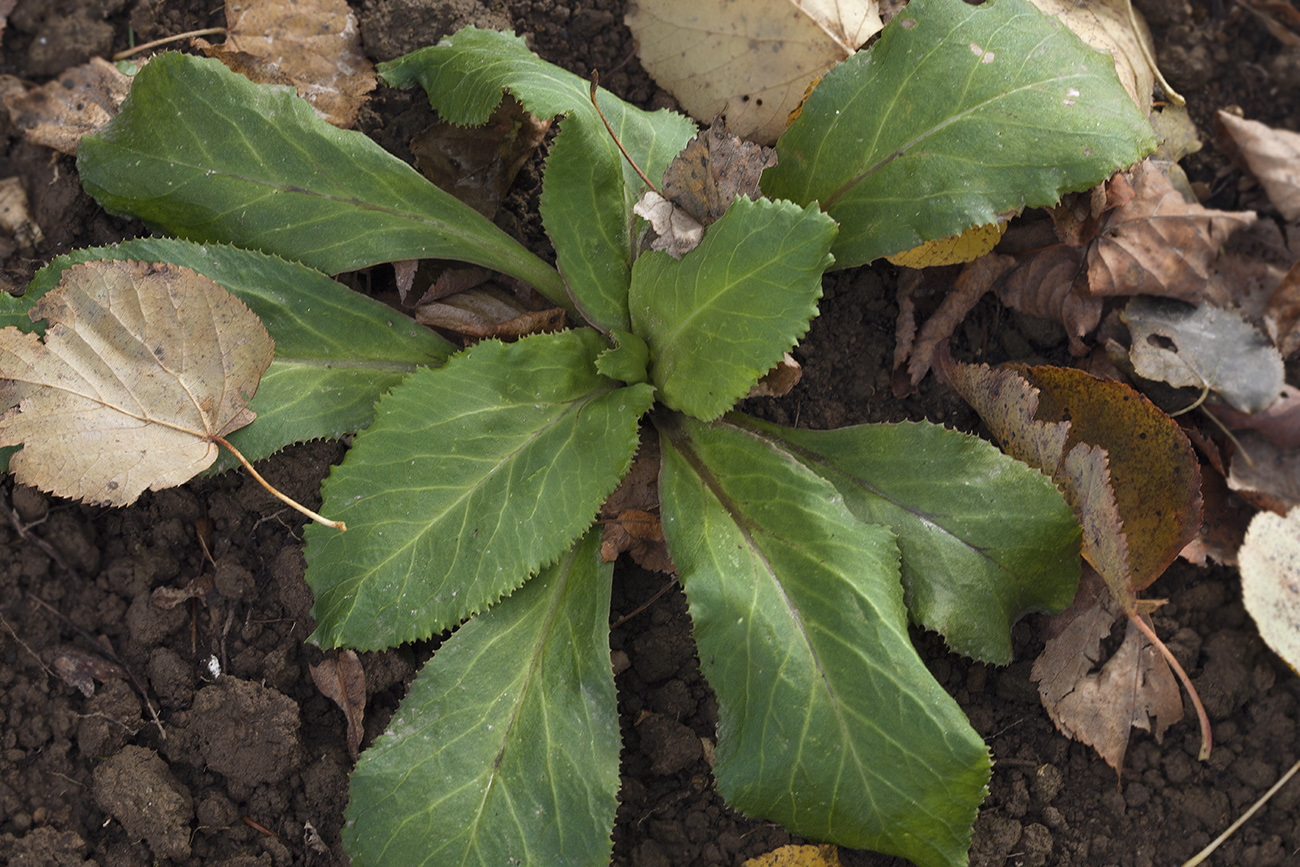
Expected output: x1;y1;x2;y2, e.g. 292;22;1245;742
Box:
2;0;1159;863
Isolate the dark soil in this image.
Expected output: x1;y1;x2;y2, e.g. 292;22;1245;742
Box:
1;1;1299;866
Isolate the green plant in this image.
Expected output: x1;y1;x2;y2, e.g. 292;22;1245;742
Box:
5;0;1159;863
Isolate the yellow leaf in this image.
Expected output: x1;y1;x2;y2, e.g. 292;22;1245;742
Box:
626;0;882;145
886;221;1008;268
0;260;273;506
744;843;842;867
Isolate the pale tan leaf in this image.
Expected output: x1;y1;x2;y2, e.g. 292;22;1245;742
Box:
0;177;43;251
0;260;273;506
1217;111;1300;221
4;57;135;156
626;0;882;144
634;191;705;258
1025;0;1159;113
1239;506;1300;672
197;0;376;128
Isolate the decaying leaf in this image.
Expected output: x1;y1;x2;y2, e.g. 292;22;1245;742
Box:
410;95;551;218
1217;110;1300;220
0;177;43;253
626;0;882;144
196;0;376;128
1239;506;1300;672
996;244;1104;357
0;260;273;506
414;286;566;342
636;119;778;258
1123;296;1285;414
1265;260;1300;358
1229;433;1300;513
1032;569;1183;772
747;352;802;399
1090;161;1257;300
1026;0;1160;113
886;221;1008;269
600;435;673;573
310;649;366;759
47;645;126;697
1216;384;1300;450
151;573;217;610
743;843;842;867
4;57;134;155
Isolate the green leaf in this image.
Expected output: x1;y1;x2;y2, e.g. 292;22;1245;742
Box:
345;530;619;867
595;330;650;385
381;29;697;332
305;328;655;650
657;415;990;867
733;416;1081;663
76;52;568;308
629;197;834;421
762;0;1157;269
14;239;450;471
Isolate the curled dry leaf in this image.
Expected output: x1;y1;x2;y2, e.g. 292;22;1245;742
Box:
0;260;273;506
4;57;134;155
600;434;673;574
626;0;882;144
1032;569;1182;773
634;191;705;259
47;645;126;697
310;649;366;759
995;244;1103;356
1215;384;1300;450
1217;111;1300;221
1239;506;1300;672
414;286;566;342
196;0;376;128
1089;160;1257;301
1025;0;1160;113
1122;296;1285;414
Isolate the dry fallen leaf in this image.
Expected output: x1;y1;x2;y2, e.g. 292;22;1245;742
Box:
1229;433;1300;514
746;352;802;399
0;177;43;254
414;286;566;342
600;435;674;574
310;649;367;759
1122;296;1285;414
1239;506;1300;672
1088;160;1257;301
410;95;551;219
1032;569;1183;772
634;191;706;259
0;260;273;506
4;57;135;156
626;0;882;144
196;0;376;128
743;843;842;867
47;645;126;698
1217;111;1300;221
1026;0;1163;113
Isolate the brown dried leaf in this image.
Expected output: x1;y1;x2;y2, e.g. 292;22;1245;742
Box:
410;95;551;219
1239;507;1300;673
151;573;217;610
661;119;777;226
746;352;802;399
600;435;674;573
1088;160;1257;301
310;650;366;759
0;260;273;506
4;57;134;156
1215;384;1300;450
900;253;1014;388
414;286;565;341
1216;111;1300;221
1228;433;1300;514
1031;569;1183;773
1265;260;1300;357
47;645;126;697
0;177;43;252
995;245;1103;356
634;191;705;259
197;0;376;128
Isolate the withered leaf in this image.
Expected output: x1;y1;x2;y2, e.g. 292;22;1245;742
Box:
1228;432;1300;514
661;119;777;226
0;177;43;253
1239;507;1300;673
0;260;274;506
47;645;126;698
197;0;376;128
4;57;134;156
1217;110;1300;221
600;435;674;573
746;352;802;399
1032;569;1183;773
310;649;366;759
1026;0;1160;114
413;286;565;342
634;191;705;259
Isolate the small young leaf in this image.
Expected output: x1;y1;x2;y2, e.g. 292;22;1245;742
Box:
735;416;1081;664
658;415;990;867
77;52;566;304
595;329;651;384
762;0;1157;269
0;260;272;505
381;28;697;332
305;328;655;650
14;239;452;471
629;196;835;421
345;531;619;867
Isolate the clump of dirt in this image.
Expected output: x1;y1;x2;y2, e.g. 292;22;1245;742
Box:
0;1;1298;866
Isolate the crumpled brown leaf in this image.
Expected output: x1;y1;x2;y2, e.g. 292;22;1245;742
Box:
1032;569;1182;773
47;645;126;698
626;0;882;144
4;57;134;156
1228;432;1300;514
0;260;273;506
600;435;674;573
1217;110;1300;221
414;285;566;342
310;650;366;759
196;0;376;128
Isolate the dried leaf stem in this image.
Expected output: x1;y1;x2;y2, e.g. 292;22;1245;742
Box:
214;435;347;531
589;72;659;193
1180;756;1300;867
1129;612;1211;760
113;28;227;61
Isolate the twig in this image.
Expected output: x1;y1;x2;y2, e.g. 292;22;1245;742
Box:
213;435;346;531
1181;756;1300;867
113;28;226;61
610;575;678;630
589;72;659;193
